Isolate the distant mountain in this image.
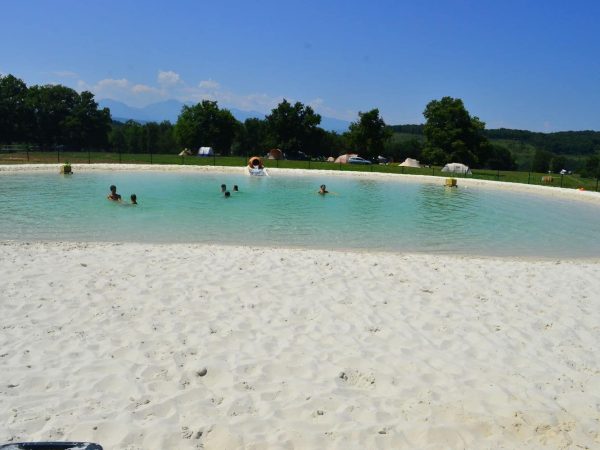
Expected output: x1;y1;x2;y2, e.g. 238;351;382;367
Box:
98;98;350;132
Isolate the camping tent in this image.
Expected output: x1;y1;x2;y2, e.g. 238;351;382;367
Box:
334;153;358;164
198;146;214;156
178;148;192;156
267;148;283;160
441;162;471;174
326;157;335;162
399;158;421;168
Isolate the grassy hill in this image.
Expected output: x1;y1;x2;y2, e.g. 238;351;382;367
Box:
387;125;600;170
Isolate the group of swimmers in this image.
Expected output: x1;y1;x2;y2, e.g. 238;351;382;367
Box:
107;182;330;203
221;184;239;198
107;185;137;205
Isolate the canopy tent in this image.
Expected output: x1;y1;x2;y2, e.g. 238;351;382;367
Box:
198;146;214;156
267;148;283;160
399;158;421;168
441;162;471;174
334;153;358;164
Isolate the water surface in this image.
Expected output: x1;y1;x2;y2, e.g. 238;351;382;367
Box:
1;170;600;257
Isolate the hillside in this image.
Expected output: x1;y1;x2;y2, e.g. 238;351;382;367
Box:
387;124;600;169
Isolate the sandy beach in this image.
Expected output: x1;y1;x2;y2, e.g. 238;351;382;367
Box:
1;240;599;449
1;165;600;449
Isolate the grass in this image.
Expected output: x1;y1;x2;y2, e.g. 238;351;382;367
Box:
1;150;599;192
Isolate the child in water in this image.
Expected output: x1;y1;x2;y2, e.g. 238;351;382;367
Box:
130;194;137;205
318;184;329;195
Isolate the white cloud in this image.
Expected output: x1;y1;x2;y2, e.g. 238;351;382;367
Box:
132;84;160;94
158;70;181;86
198;79;220;90
96;78;129;89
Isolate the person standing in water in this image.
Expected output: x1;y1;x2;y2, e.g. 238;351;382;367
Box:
318;184;329;195
107;185;122;201
130;194;137;205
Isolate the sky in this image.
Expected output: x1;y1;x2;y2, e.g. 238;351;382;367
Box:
1;0;599;132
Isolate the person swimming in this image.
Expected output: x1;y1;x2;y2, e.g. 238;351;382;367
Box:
233;185;239;192
224;191;231;198
130;194;137;205
318;184;329;195
221;184;227;193
107;185;122;201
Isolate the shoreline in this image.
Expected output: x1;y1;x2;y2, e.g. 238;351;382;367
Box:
2;163;600;206
1;240;599;449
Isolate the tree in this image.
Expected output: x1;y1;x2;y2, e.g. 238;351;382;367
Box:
175;100;239;155
422;96;491;167
347;109;391;159
63;91;111;149
580;154;600;178
0;74;29;143
486;144;517;170
265;99;321;158
531;148;554;173
232;118;269;156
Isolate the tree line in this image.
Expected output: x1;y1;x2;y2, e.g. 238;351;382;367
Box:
0;74;111;150
2;73;599;175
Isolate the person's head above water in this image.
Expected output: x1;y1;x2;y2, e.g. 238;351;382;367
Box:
107;185;121;201
224;191;231;198
318;184;328;194
221;184;227;192
233;185;239;192
130;194;137;204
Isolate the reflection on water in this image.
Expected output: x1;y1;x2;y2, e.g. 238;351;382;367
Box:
1;171;600;257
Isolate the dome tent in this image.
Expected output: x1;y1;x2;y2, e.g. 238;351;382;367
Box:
441;162;471;174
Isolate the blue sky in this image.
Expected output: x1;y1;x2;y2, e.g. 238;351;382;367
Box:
1;0;599;131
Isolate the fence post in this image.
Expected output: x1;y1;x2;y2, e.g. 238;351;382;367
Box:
119;149;122;164
88;149;91;164
181;156;184;165
339;162;342;171
596;177;599;192
432;167;435;176
308;159;311;170
497;169;500;181
150;151;153;164
528;171;531;184
560;174;563;188
26;147;29;162
57;148;60;163
213;153;216;166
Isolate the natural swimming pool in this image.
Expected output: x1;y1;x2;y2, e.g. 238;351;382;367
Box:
2;169;600;257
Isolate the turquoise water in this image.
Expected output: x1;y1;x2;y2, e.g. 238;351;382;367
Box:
1;170;600;257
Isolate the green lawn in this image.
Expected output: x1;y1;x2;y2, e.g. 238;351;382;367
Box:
1;150;599;192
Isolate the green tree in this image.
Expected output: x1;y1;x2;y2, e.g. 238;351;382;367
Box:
422;96;491;167
63;91;111;149
580;154;600;178
0;74;29;143
265;99;321;158
175;100;239;155
232;117;269;156
347;108;391;159
486;144;517;170
531;148;554;173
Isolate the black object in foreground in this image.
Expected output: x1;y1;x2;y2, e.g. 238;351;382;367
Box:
0;443;102;450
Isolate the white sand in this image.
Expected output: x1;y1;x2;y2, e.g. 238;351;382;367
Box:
1;165;600;449
1;241;599;449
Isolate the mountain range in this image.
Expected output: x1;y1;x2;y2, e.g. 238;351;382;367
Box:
98;99;351;132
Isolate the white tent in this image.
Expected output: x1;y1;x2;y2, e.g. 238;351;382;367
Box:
398;158;421;168
334;153;358;164
198;146;214;156
441;162;471;174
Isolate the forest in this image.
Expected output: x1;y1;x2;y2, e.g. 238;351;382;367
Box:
1;73;599;177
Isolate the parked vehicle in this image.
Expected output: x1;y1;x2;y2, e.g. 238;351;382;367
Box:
348;156;371;165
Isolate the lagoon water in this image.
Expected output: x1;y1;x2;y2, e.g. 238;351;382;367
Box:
1;170;600;257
